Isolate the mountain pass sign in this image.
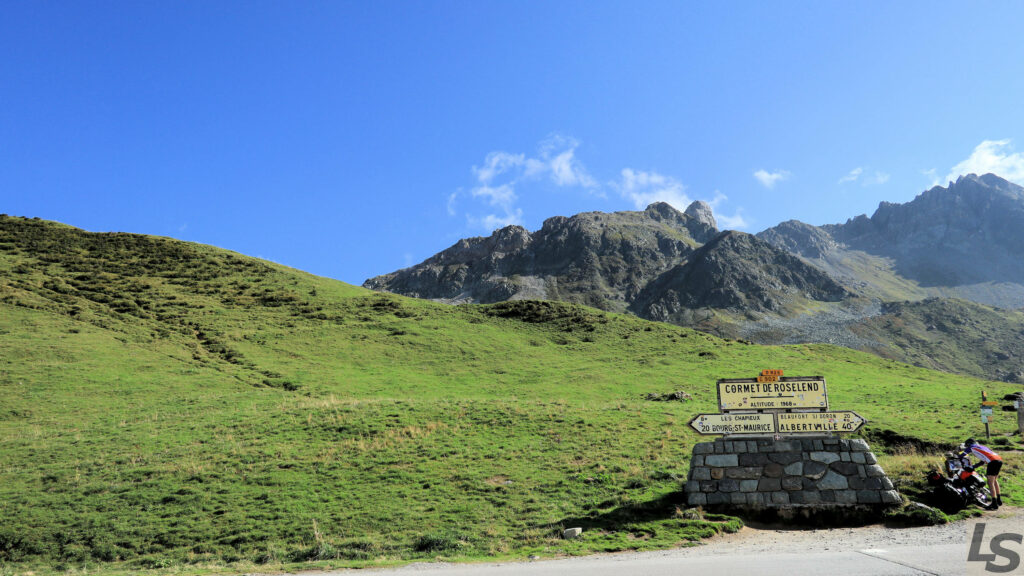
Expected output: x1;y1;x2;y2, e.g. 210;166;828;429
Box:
717;377;828;411
776;411;866;434
689;413;777;435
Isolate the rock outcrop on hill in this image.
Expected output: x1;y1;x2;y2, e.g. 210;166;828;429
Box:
366;173;1024;383
631;231;849;322
759;173;1024;295
366;202;854;317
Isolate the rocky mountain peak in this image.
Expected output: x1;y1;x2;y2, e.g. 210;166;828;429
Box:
684;200;717;231
643;201;687;223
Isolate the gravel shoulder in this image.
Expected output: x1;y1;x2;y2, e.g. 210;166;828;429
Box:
293;507;1024;576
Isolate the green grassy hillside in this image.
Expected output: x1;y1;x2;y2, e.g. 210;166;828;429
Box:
1;215;1021;575
851;298;1024;383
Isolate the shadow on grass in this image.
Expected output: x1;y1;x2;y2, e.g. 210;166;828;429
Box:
557;491;687;532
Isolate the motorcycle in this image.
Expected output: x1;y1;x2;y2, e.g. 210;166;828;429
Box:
925;452;996;511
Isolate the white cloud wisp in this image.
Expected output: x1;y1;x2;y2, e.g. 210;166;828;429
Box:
753;169;790;189
947;139;1024;185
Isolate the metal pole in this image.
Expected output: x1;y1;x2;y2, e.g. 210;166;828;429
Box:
1017;400;1024;437
986;421;991;441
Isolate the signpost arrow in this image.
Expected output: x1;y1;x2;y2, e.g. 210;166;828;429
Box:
688;412;776;436
776;411;866;434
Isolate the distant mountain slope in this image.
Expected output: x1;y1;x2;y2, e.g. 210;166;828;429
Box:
847;298;1024;383
366;173;1024;383
366;202;853;317
631;230;849;323
758;173;1024;308
365;201;718;311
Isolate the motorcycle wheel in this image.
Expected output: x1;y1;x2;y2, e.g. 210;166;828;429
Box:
973;487;996;510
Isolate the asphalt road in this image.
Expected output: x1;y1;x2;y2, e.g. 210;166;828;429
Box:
289;510;1024;576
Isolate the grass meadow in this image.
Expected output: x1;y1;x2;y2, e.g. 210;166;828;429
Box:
1;215;1021;574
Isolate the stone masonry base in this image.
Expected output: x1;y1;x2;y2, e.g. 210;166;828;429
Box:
685;437;900;511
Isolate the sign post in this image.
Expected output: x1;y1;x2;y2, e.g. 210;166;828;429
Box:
982;391;994;441
691;369;866;439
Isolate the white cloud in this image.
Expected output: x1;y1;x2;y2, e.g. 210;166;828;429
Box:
838;167;888;186
716;209;748;230
473;151;526;184
921;168;940;187
446;192;458;216
838;167;864;184
469;209;523;230
753;169;790;189
947;139;1024;185
615;168;692;210
454;136;598;231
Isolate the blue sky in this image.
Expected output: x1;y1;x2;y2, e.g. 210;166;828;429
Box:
3;2;1024;285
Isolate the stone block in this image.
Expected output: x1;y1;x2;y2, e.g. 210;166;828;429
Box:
813;440;824;451
823;437;839;446
839;439;851;451
802;477;817;490
865;477;884;490
693;443;713;455
727;466;762;479
836;490;858;505
688;492;707;506
747;441;758;453
864;453;878;465
758;477;781;491
769;451;801;465
782;476;803;491
865;465;886;477
746;493;763;506
706;454;739;468
756;439;773;450
692;455;705;467
840;452;850;462
881;490;902;504
848;476;865;490
818;470;849;490
700;481;717;492
784;462;803;476
821;490;836;503
803;461;827;479
691;467;711;481
730;492;747;505
763;462;784;478
685;480;700;493
719;479;739;492
831;462;859;476
773;441;799;452
711;468;725;480
850;452;865;464
880;478;894;491
795;490;821;505
563;527;583;539
740;479;759;493
771;491;790;505
810;451;841;464
707;492;728;505
849;439;869;452
724;441;734;452
857;490;882;504
800;439;814;450
739;453;769;466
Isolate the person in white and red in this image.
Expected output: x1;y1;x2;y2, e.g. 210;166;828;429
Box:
963;438;1003;507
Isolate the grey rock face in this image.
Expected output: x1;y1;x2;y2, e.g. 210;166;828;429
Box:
364;203;709;309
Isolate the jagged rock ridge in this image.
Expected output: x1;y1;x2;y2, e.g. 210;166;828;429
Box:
366;201;853;318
